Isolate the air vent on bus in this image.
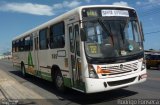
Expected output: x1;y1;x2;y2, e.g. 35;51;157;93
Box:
107;77;136;86
101;62;138;76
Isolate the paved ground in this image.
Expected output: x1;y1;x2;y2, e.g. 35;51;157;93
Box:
0;59;160;105
0;68;44;99
0;61;53;105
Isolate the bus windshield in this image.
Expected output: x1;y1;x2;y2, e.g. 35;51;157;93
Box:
83;17;143;59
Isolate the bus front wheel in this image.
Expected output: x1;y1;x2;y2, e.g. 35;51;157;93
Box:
54;70;65;92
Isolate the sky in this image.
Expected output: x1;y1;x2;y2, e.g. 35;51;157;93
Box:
0;0;160;54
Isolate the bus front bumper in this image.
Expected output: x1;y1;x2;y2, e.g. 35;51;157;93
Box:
85;69;147;93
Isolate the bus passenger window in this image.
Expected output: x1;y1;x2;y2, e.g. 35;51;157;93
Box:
75;24;80;56
39;28;48;50
20;39;24;51
25;36;31;51
69;26;74;52
30;35;33;51
34;38;38;50
50;22;65;49
15;40;19;52
12;41;16;52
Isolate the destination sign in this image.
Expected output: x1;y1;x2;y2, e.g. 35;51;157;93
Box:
101;10;129;17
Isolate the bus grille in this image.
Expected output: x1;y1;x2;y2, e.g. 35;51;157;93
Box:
101;62;138;75
108;77;136;86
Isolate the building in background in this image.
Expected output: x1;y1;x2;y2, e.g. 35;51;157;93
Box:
0;54;4;59
145;50;160;55
0;51;12;59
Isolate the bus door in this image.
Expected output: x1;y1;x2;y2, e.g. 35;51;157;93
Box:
68;21;84;90
33;33;40;77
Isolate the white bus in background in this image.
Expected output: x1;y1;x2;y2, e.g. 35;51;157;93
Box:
12;5;147;93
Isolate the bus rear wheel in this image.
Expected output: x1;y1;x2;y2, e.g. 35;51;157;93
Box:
54;70;65;92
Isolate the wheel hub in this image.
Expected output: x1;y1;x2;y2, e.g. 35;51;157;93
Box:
56;75;63;87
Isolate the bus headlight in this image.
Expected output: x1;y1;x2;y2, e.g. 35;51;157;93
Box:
88;64;98;78
141;60;146;71
139;58;146;71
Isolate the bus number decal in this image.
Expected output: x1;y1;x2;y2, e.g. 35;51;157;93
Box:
88;45;97;54
52;54;58;59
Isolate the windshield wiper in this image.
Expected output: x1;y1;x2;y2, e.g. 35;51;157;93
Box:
97;18;110;34
120;23;125;44
97;18;114;45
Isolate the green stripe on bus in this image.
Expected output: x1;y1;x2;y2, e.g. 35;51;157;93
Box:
35;70;41;77
28;52;34;67
73;81;86;92
40;71;52;81
63;77;72;87
42;75;52;81
40;71;51;76
63;77;85;91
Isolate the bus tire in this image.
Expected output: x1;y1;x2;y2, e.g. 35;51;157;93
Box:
21;64;27;77
54;70;65;92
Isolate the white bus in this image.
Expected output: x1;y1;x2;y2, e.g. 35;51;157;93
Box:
12;5;147;93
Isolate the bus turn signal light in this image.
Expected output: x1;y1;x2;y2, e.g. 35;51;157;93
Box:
97;66;111;74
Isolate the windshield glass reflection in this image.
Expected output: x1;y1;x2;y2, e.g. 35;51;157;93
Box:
84;17;143;58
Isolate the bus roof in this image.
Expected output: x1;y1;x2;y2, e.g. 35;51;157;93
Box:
12;5;135;41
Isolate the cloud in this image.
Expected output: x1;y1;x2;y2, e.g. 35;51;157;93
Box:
136;1;141;5
136;0;160;6
112;1;129;6
0;1;82;16
149;17;153;21
100;0;108;3
148;0;159;4
65;1;81;8
0;3;54;16
85;0;91;3
136;0;160;10
53;0;81;9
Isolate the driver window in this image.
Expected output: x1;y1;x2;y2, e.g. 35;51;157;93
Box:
87;27;95;42
96;25;102;44
125;22;133;40
133;21;140;43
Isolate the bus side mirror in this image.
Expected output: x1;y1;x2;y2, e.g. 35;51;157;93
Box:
80;28;87;41
140;21;145;41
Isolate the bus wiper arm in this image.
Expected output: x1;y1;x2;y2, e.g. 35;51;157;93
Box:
120;23;125;44
97;18;114;45
97;18;110;34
